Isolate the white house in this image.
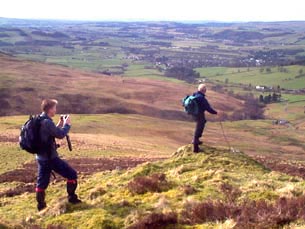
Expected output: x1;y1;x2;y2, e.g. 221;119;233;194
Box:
255;85;265;91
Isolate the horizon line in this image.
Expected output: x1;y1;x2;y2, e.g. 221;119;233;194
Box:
1;16;305;24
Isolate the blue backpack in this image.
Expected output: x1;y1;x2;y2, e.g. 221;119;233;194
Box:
182;95;200;116
19;115;46;154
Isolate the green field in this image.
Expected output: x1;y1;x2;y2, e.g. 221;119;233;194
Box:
123;64;182;82
196;65;305;89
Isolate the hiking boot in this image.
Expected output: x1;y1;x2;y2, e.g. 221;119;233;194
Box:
67;180;81;204
194;148;204;153
193;144;199;153
193;143;205;153
36;190;47;211
37;201;47;211
68;194;82;204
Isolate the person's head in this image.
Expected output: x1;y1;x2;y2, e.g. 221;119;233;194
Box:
198;84;207;94
41;99;58;117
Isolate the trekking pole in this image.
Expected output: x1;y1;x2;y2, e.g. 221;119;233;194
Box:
66;135;72;151
219;121;235;153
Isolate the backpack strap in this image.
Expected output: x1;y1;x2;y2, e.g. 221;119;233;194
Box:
37;117;53;159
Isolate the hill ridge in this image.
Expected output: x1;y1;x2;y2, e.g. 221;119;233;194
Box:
0;54;244;121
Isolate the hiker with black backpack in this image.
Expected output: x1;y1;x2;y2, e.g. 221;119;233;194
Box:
182;84;218;153
20;99;81;211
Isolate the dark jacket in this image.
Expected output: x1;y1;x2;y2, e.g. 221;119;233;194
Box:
193;91;217;118
36;112;71;161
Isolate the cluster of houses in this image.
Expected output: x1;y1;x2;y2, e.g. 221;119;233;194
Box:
122;55;142;61
272;119;290;125
255;85;305;95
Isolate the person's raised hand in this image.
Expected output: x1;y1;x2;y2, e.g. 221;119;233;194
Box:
65;115;71;126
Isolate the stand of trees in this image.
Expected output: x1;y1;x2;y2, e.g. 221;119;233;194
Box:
259;93;281;104
165;66;200;83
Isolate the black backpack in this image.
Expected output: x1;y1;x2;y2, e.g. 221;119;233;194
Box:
19;115;46;154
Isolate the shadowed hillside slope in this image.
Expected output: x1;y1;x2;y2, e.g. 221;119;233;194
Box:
1;145;305;228
0;54;244;120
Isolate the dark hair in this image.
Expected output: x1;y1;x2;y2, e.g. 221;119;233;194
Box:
41;99;58;113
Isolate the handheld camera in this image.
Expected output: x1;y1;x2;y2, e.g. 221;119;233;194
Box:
60;114;70;122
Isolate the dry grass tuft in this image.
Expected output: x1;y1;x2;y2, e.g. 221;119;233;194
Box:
128;212;177;229
127;173;170;194
89;187;106;200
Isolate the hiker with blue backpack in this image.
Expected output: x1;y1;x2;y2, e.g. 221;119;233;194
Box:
182;84;218;153
19;99;81;211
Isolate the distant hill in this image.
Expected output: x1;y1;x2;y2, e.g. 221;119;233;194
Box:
0;54;244;120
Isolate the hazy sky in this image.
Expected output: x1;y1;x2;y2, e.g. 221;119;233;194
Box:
1;0;305;22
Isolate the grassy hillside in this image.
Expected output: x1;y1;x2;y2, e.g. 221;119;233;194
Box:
0;114;192;176
1;113;305;228
0;54;244;120
1;114;305;176
2;145;305;228
265;93;305;122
